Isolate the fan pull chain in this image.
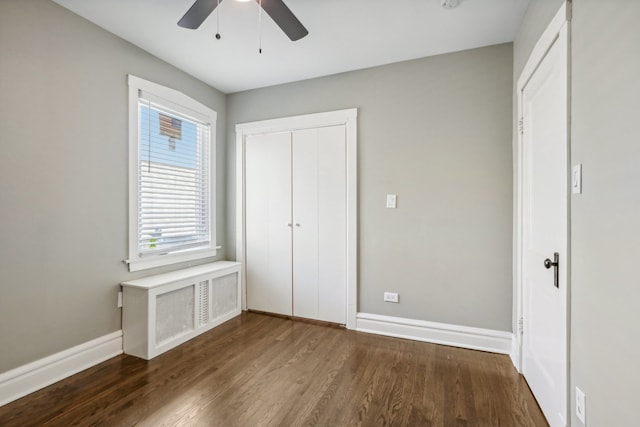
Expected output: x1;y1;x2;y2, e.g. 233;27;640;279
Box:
258;0;263;54
215;0;221;39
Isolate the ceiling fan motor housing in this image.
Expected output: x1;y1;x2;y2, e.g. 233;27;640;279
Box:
179;0;308;41
441;0;462;9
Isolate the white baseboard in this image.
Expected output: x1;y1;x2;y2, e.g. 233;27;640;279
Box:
356;313;512;355
510;333;522;372
0;330;123;407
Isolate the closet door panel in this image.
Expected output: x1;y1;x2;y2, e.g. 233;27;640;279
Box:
245;133;293;316
292;126;347;324
317;125;347;324
292;129;319;320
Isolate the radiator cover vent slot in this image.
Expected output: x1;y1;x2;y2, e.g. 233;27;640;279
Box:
199;280;210;326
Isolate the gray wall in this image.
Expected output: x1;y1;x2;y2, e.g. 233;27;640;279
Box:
227;44;514;331
0;0;227;373
515;0;640;424
4;0;637;423
570;1;640;425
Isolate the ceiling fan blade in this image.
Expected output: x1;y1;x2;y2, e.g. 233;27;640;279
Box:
178;0;223;29
257;0;308;41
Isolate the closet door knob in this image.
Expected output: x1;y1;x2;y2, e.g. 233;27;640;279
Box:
295;223;301;227
543;252;560;288
287;223;292;227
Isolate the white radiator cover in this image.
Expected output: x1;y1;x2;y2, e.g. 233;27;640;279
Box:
121;261;241;360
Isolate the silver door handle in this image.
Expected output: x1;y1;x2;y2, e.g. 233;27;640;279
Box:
295;223;301;227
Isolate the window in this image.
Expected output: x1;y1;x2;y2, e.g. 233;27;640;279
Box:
127;75;217;271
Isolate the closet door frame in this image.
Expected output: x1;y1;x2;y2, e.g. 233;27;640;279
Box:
236;109;358;329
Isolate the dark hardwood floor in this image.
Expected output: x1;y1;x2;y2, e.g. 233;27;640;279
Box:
0;312;547;426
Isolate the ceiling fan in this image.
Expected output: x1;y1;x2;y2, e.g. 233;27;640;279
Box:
178;0;308;41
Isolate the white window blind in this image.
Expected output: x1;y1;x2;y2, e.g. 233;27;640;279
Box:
137;93;211;257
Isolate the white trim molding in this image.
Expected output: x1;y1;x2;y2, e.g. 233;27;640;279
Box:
356;313;512;355
510;333;521;372
0;331;123;407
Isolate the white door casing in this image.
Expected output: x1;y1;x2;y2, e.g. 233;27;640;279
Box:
236;109;358;329
516;4;569;427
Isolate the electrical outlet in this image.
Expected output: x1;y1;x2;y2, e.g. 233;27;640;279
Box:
117;291;123;308
576;387;586;424
383;292;399;303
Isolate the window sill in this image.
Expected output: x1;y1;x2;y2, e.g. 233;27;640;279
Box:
126;247;219;272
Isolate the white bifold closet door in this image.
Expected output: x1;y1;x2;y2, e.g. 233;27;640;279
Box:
245;125;347;324
245;132;293;316
292;126;346;323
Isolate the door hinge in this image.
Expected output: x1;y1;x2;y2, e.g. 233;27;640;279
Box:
518;117;524;135
518;317;524;335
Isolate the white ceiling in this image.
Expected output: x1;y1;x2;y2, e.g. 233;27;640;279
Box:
52;0;530;94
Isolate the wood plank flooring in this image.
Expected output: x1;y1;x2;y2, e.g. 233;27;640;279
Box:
0;312;548;426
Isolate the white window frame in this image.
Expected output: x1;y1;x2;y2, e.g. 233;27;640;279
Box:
127;75;217;272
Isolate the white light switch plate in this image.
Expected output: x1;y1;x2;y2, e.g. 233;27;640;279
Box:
386;194;397;209
572;164;582;194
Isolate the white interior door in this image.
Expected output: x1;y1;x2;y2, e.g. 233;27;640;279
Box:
292;126;347;324
245;132;293;316
521;26;568;427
